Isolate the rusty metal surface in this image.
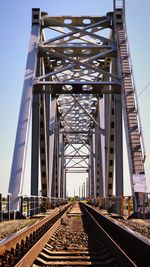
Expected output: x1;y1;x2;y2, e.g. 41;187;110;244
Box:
0;209;57;254
31;202;136;267
84;203;150;267
0;204;70;266
15;216;63;267
1;202;145;266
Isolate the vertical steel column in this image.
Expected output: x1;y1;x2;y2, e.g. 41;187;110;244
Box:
45;93;50;196
99;97;106;197
8;9;40;210
105;95;115;198
95;99;104;199
49;97;57;197
59;133;65;199
51;125;58;198
63;166;66;199
50;142;56;198
31;56;41;197
112;15;124;200
90;132;95;200
102;58;115;202
114;52;123;212
115;94;123;197
104;94;110;196
62;138;65;199
58;133;62;199
86;176;90;199
39;58;49;197
114;7;147;211
113;0;125;14
31;93;40;196
39;93;49;197
55;115;59;198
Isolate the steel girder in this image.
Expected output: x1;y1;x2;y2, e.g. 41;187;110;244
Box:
114;7;147;209
8;9;41;210
8;3;147;211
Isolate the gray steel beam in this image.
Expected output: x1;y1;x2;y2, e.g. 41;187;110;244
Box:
115;94;123;197
59;134;65;199
31;94;40;196
51;134;57;198
115;8;147;210
95;99;104;198
43;15;110;28
39;58;49;197
39;93;49;197
49;97;57;197
9;7;146;213
58;133;63;199
55;117;60;198
65;156;89;159
8;9;40;210
105;94;115;198
34;83;120;95
113;52;124;200
89;133;95;199
66;171;88;173
45;93;50;196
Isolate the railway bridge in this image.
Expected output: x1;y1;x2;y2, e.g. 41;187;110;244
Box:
8;0;147;213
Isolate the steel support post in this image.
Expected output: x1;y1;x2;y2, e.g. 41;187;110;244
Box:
95;99;104;200
99;98;105;198
115;93;123;213
114;8;147;211
58;133;62;199
51;136;57;198
8;9;40;210
45;93;50;196
63;168;66;199
104;94;115;212
31;94;40;196
51;124;59;199
113;48;123;213
39;93;49;197
90;133;95;201
88;156;91;200
39;58;49;197
105;94;110;196
62;140;65;199
86;176;90;199
49;97;57;198
56;118;60;199
59;133;65;199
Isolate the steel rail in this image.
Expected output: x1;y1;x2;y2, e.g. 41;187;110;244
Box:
82;203;150;267
0;204;71;266
4;202;150;267
31;202;138;266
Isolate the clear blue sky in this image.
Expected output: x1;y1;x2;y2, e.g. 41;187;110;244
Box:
0;0;150;196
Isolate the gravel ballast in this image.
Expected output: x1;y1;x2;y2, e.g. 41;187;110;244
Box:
0;219;36;240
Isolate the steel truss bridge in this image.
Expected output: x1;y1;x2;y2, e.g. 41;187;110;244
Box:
8;0;147;212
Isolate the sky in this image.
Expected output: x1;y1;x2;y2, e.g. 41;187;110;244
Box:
0;0;150;197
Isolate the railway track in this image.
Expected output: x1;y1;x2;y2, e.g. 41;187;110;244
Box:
0;203;150;266
33;203;119;267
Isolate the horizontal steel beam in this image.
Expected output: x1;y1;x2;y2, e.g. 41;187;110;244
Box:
64;155;89;158
60;131;92;134
66;170;89;173
33;82;121;94
42;15;111;28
